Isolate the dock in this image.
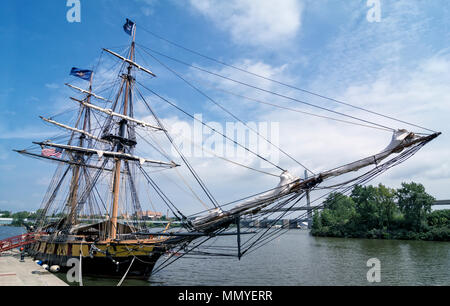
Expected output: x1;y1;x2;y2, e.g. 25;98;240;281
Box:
0;251;68;286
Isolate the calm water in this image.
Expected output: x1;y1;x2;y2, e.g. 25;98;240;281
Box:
1;226;449;286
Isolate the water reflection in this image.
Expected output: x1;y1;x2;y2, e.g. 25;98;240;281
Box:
1;227;448;286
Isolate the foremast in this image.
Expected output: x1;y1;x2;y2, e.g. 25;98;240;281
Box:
109;26;136;240
15;19;176;237
67;73;94;226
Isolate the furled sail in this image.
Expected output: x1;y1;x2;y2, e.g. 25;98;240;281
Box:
34;142;180;168
40;117;111;144
321;129;429;180
65;83;109;102
191;171;299;231
103;48;157;77
70;97;164;131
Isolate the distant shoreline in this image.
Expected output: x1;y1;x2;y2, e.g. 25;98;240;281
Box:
311;229;450;242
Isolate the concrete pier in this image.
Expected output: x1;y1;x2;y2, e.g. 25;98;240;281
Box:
0;252;68;286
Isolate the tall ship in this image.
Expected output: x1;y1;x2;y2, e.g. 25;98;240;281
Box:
16;19;440;279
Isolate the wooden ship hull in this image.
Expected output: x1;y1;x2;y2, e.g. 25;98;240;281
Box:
27;235;171;279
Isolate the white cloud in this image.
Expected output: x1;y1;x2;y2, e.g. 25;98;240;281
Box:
135;0;157;16
0;146;9;160
45;83;59;89
309;0;432;93
0;126;55;140
189;0;303;46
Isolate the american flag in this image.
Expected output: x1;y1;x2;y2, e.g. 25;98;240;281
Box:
41;147;63;158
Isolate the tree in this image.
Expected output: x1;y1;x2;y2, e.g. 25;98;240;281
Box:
311;193;357;237
351;185;381;230
396;182;435;231
350;184;398;230
0;211;11;218
12;211;31;220
427;210;449;228
373;184;398;229
322;193;356;227
310;182;446;241
311;211;322;231
28;209;45;220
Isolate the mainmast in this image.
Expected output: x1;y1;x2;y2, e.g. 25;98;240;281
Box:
109;26;136;240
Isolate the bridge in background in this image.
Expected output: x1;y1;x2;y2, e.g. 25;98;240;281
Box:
434;200;450;206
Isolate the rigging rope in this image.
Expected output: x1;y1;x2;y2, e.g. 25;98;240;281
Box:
137;28;437;133
205;86;393;132
161;124;281;178
137;45;398;133
117;256;135;286
242;141;429;256
135;87;220;209
139;165;186;222
136;81;286;172
138;45;315;175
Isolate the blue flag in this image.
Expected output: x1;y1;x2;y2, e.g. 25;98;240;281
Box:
70;68;93;81
123;18;135;36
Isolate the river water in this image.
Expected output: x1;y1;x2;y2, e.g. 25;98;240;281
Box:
1;226;448;286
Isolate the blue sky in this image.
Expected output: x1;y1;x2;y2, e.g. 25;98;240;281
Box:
1;0;449;213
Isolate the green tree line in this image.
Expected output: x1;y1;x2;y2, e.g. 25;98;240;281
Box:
311;182;449;241
0;209;44;227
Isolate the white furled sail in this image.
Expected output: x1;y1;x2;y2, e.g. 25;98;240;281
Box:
35;142;179;168
103;48;157;77
14;150;116;172
191;171;299;231
40;117;111;144
321;129;423;180
70;97;165;131
65;83;109;102
229;171;299;214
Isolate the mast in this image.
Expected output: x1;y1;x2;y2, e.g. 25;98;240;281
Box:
67;73;94;225
109;26;136;240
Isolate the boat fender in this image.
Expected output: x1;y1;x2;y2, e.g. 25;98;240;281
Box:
36;260;43;265
49;265;60;273
42;264;49;270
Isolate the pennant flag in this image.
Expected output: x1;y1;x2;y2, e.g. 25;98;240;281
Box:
70;68;93;81
41;147;63;159
123;18;135;36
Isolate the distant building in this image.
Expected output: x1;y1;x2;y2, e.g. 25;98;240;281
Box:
120;211;163;220
137;211;163;220
0;218;13;225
